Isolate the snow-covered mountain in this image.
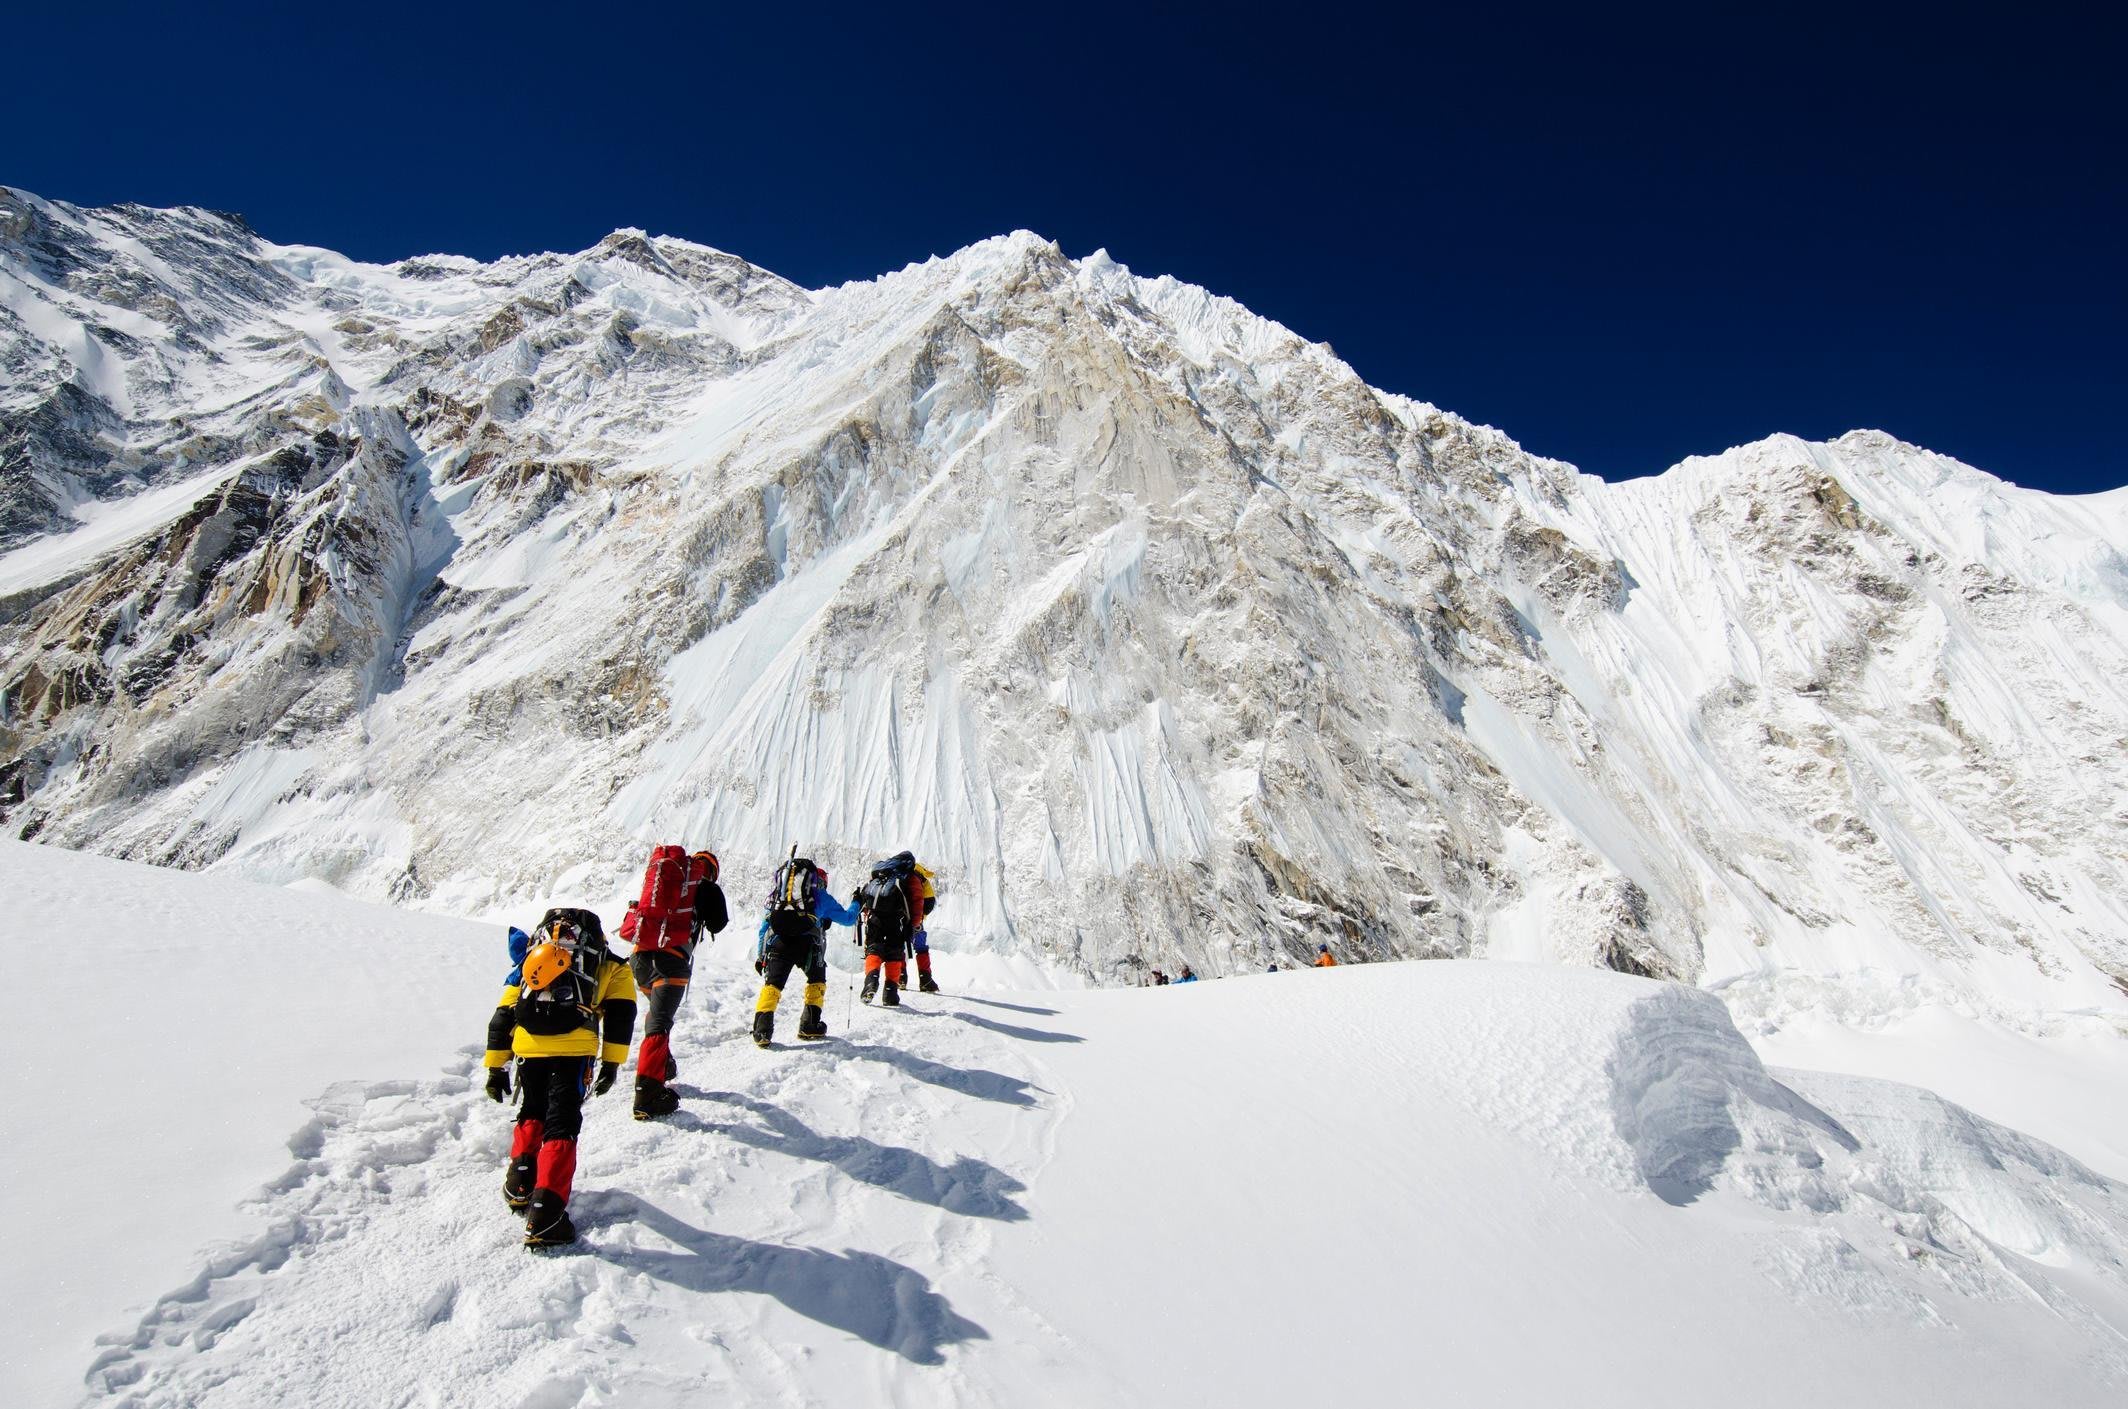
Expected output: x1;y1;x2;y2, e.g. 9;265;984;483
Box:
4;185;2126;1031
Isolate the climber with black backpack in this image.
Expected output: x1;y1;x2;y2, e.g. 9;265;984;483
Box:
622;844;728;1120
751;848;857;1046
482;906;637;1248
856;850;932;1007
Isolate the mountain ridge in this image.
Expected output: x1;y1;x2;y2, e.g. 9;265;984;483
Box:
2;188;2124;1034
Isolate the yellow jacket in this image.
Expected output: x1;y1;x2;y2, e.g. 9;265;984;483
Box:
483;948;638;1067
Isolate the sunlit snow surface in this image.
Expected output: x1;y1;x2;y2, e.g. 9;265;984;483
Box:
7;843;2127;1406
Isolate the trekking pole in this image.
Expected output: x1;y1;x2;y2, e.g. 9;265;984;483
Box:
845;907;863;1032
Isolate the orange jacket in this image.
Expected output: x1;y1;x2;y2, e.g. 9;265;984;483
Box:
1315;951;1338;967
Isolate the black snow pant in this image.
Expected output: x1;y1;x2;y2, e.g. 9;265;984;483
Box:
508;1055;591;1205
863;924;910;963
759;921;827;995
630;947;692;1082
754;914;827;1028
514;1056;590;1142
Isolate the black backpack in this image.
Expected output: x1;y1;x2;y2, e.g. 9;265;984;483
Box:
514;909;606;1038
768;854;824;914
858;861;915;945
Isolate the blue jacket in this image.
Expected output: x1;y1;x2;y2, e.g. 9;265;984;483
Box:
756;888;858;959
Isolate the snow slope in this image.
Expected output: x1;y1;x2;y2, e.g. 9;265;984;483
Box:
17;848;2128;1406
1;842;496;1409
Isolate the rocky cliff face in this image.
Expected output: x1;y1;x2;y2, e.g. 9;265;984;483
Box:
3;186;2124;1023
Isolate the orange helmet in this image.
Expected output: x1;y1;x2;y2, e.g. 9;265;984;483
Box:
521;941;574;993
693;849;720;883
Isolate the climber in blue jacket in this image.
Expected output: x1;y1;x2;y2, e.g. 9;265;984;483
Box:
751;853;859;1044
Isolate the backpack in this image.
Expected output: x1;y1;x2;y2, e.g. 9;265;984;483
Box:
514;909;606;1038
858;860;916;945
768;854;824;915
632;843;700;952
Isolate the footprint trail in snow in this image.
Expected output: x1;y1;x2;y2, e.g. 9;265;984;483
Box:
86;965;1089;1408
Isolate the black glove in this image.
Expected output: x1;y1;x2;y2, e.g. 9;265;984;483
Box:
754;957;765;975
593;1060;620;1096
485;1067;510;1103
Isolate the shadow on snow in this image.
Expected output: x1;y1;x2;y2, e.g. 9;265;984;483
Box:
949;995;1062;1017
586;1191;989;1364
821;1039;1050;1107
678;1093;1030;1222
919;1017;1072;1047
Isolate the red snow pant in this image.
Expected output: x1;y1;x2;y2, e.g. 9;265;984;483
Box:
630;947;692;1082
863;952;906;985
510;1056;589;1204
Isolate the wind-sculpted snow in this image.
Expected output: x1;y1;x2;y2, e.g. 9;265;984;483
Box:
3;186;2127;1050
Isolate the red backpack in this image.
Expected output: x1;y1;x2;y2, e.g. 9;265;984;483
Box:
632;844;702;952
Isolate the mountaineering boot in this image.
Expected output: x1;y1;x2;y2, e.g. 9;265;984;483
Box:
918;974;939;994
503;1155;536;1211
633;1076;679;1121
860;970;879;1004
796;1004;829;1040
503;1118;544;1211
523;1190;577;1248
752;1010;774;1048
881;981;901;1008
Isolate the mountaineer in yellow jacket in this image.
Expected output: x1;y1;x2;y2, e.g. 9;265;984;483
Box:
483;906;637;1248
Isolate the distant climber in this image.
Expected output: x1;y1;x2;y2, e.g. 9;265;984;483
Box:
856;850;931;1007
753;850;857;1045
623;845;727;1120
1175;966;1198;984
1150;969;1170;986
483;907;636;1248
1315;944;1338;968
910;860;941;993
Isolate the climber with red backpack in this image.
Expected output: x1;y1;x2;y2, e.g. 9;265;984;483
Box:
752;848;857;1046
621;844;728;1120
482;907;637;1248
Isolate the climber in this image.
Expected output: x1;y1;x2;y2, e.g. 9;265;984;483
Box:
855;850;929;1007
752;850;857;1045
624;845;728;1120
910;860;941;993
1175;965;1198;983
483;907;636;1248
1315;943;1338;968
1151;969;1170;986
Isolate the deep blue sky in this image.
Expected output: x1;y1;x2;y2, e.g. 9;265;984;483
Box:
6;1;2122;491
